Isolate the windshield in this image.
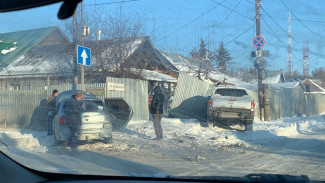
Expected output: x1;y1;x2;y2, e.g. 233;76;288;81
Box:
0;0;325;182
82;100;104;112
215;88;248;97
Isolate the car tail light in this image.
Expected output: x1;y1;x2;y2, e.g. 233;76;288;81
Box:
208;99;213;107
59;116;66;125
208;99;213;113
251;101;255;114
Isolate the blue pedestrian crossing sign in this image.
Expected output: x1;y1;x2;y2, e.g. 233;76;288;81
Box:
77;45;91;66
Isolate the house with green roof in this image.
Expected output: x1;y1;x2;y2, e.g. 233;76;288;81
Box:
0;26;72;90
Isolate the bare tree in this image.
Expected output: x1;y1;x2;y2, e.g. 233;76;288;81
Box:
61;5;149;82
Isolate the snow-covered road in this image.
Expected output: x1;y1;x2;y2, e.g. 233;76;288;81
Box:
0;115;325;181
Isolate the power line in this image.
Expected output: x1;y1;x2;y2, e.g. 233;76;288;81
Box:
157;1;225;41
205;0;243;42
211;0;253;20
224;25;254;46
243;0;254;5
262;15;325;23
85;0;139;6
261;17;304;68
260;7;301;46
261;6;325;62
280;0;325;39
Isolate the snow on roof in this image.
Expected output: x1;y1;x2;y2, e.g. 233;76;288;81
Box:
0;27;62;71
88;37;149;62
131;69;177;82
301;78;325;93
236;84;258;91
248;70;285;84
237;82;302;91
0;43;73;76
269;82;301;89
157;50;206;73
0;37;149;76
1;46;17;54
157;50;246;85
264;70;285;83
208;71;247;85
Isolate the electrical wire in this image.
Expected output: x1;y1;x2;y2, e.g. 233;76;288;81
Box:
205;0;243;43
280;0;325;39
261;17;302;63
262;15;325;24
261;6;325;62
224;26;254;46
243;0;254;5
85;0;139;6
211;0;253;20
157;1;225;41
260;7;301;46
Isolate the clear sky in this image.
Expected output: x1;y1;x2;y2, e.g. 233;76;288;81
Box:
1;0;324;74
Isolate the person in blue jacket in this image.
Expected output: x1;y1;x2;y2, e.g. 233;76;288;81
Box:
65;90;84;146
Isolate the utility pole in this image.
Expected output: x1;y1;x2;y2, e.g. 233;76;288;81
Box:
255;0;264;120
287;11;293;76
81;1;85;91
80;1;90;91
72;8;78;91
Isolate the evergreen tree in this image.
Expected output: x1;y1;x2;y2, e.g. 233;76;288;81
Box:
190;39;214;64
214;42;232;72
190;48;199;59
198;39;208;59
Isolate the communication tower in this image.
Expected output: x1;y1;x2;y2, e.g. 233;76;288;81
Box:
303;41;309;77
286;11;293;75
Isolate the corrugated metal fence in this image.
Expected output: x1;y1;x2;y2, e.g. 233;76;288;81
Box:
169;72;215;121
106;77;149;121
171;72;214;109
0;90;49;129
169;73;325;121
0;78;148;129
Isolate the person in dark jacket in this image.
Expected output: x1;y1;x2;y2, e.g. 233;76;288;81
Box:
150;85;165;140
65;90;84;145
47;89;59;135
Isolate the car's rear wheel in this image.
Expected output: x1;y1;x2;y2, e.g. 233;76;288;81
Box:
207;120;214;128
245;120;253;131
103;137;113;144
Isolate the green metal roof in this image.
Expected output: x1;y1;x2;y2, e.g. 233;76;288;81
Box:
0;26;58;71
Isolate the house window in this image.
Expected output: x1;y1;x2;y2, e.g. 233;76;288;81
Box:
305;84;310;92
10;84;20;90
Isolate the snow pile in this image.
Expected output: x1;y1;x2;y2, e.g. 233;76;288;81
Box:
77;143;137;152
124;115;325;149
0;128;53;153
0;115;324;155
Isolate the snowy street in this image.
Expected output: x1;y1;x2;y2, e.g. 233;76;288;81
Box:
1;115;325;181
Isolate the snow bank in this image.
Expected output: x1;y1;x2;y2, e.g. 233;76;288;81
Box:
0;128;53;153
0;115;324;154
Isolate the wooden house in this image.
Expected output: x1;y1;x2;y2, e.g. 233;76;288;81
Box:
0;26;71;90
